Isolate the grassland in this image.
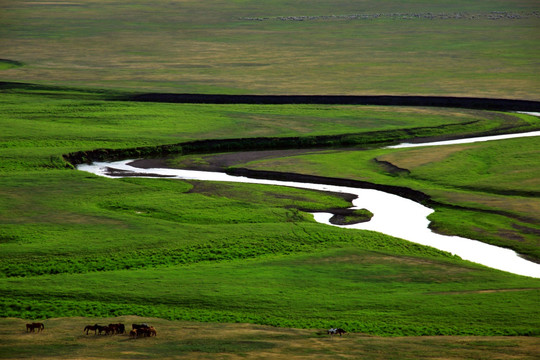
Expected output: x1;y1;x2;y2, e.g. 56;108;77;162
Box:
2;317;539;360
220;127;540;260
1;0;539;358
0;85;539;343
1;0;539;98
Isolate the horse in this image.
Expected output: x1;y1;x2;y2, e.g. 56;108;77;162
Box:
108;323;125;334
84;324;99;335
96;325;111;335
132;323;149;330
130;326;156;338
328;328;346;336
26;323;44;333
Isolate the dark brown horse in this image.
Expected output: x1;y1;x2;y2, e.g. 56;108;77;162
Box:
96;325;111;335
108;323;125;334
130;326;156;338
84;324;99;335
26;323;44;332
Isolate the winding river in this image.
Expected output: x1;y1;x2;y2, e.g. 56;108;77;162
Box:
78;129;540;278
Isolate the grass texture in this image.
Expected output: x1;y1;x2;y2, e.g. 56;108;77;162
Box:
1;1;539;98
0;86;539;339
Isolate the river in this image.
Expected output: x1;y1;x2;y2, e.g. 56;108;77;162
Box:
77;129;540;278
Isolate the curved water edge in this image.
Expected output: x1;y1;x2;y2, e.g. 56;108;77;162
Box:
386;130;540;148
77;116;540;278
78;157;540;278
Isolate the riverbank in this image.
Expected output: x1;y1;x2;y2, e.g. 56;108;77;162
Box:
83;159;540;278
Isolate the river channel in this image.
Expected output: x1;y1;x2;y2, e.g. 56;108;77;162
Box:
78;130;540;278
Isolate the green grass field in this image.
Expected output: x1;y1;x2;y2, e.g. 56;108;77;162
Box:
1;85;538;340
1;0;539;358
226;131;540;260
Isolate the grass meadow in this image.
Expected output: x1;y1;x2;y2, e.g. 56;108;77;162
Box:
1;0;539;358
1;1;539;98
222;125;540;260
0;85;539;347
2;317;539;360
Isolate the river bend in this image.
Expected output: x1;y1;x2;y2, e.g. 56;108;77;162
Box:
78;130;540;278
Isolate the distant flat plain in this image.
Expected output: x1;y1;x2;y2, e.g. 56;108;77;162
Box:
0;0;539;98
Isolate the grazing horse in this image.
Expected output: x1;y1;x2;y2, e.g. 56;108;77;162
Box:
328;328;346;336
132;323;149;331
26;323;44;333
108;323;125;334
84;324;99;335
96;325;111;335
130;326;157;338
108;324;119;334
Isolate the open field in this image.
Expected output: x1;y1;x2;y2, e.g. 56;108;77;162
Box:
1;0;539;98
1;0;539;358
1;317;540;360
0;85;539;341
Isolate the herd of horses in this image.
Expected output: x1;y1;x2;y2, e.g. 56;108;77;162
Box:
83;323;127;335
129;323;157;338
27;321;344;338
83;323;156;338
26;322;156;338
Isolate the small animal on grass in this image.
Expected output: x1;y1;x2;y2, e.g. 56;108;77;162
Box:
328;328;346;336
26;323;44;332
84;324;99;335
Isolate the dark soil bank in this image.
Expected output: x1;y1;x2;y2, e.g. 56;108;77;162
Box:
226;167;431;204
129;94;540;111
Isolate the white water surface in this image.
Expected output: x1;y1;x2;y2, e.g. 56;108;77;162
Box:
386;130;540;149
78;156;540;278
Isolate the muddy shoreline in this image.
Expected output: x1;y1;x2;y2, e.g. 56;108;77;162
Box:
128;158;372;226
127;157;424;226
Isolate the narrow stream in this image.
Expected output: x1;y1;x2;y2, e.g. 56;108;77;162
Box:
77;129;540;278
